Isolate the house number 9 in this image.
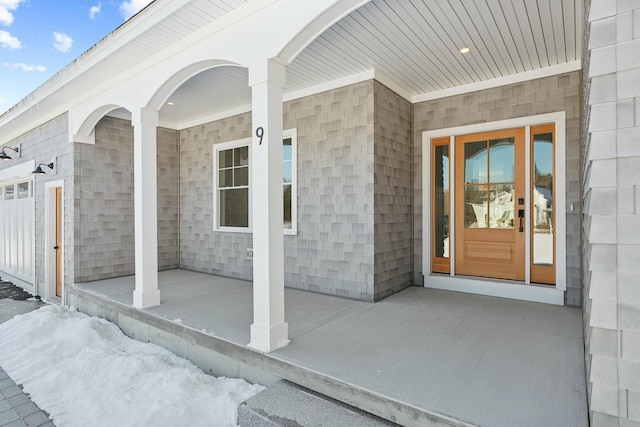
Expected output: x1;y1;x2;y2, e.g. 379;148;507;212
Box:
256;127;264;145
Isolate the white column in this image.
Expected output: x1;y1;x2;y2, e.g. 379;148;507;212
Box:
132;108;161;308
248;59;289;352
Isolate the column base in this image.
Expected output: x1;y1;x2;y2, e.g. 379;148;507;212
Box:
132;289;161;309
248;322;290;353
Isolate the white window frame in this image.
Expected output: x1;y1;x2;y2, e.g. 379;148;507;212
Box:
212;128;297;235
283;128;298;236
213;137;253;233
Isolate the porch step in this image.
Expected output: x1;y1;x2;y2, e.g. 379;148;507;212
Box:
238;380;398;427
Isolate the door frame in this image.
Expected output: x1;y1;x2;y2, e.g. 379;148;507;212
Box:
422;112;566;305
45;180;65;304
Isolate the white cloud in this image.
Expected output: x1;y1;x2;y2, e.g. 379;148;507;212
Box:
89;2;101;20
53;32;73;53
4;62;46;72
119;0;153;20
0;0;24;26
0;97;7;105
0;29;20;49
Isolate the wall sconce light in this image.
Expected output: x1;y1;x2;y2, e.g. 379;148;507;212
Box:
0;143;20;161
32;157;56;175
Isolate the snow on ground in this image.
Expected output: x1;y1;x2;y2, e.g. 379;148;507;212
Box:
0;306;264;427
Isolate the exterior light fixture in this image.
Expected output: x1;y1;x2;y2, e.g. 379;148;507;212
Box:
32;158;56;175
460;47;471;54
0;143;20;161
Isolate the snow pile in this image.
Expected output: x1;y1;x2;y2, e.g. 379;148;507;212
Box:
0;306;264;426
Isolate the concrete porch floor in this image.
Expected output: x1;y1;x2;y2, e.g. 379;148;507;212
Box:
73;269;588;426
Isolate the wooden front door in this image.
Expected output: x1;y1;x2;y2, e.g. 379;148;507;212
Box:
455;128;525;281
55;187;62;297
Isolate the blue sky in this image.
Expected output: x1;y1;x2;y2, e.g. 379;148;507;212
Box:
0;0;153;114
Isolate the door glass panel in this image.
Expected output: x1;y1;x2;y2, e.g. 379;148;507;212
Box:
489;184;514;229
533;132;554;265
464;141;488;184
464;138;516;229
464;185;488;228
489;138;515;182
434;145;449;257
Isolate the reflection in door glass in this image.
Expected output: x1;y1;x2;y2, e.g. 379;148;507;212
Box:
464;185;488;228
434;145;449;257
489;138;515;182
464;138;515;229
464;141;487;184
533;133;554;265
489;184;514;229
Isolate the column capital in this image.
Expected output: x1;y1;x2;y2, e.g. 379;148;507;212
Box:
248;59;286;88
131;107;159;128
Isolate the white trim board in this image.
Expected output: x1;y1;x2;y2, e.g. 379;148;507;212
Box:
425;275;564;305
0;161;36;182
422;112;567;305
44;180;65;305
171;64;580;131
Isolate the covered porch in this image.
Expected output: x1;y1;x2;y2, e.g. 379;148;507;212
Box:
71;269;587;427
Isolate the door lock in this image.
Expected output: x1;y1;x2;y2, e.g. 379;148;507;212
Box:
53;246;59;250
518;209;525;232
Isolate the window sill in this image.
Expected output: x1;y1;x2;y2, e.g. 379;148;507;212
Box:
212;227;298;236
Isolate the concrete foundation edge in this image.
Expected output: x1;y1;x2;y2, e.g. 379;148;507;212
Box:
68;285;473;427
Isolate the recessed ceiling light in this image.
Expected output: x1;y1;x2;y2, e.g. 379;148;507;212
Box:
167;101;175;106
460;47;470;54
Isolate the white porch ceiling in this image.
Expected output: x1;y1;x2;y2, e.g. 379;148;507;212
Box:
158;0;582;128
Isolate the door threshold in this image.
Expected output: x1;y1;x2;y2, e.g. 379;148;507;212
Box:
46;295;62;306
424;274;564;305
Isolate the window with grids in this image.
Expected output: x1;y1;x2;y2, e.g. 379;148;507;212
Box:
213;130;297;233
217;144;250;228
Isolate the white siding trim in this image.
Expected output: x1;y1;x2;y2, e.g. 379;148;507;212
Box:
0;161;36;182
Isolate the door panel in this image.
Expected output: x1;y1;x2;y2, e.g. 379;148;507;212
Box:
55;187;62;297
431;138;450;273
530;124;556;284
455;128;525;281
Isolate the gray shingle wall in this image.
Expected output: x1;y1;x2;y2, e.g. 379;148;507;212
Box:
178;114;254;279
582;0;640;424
412;71;582;305
158;127;180;270
74;116;179;282
284;81;375;300
373;81;413;300
179;81;377;300
75;117;134;281
0;113;73;297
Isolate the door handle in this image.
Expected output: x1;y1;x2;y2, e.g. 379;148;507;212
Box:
54;246;59;250
518;209;525;232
